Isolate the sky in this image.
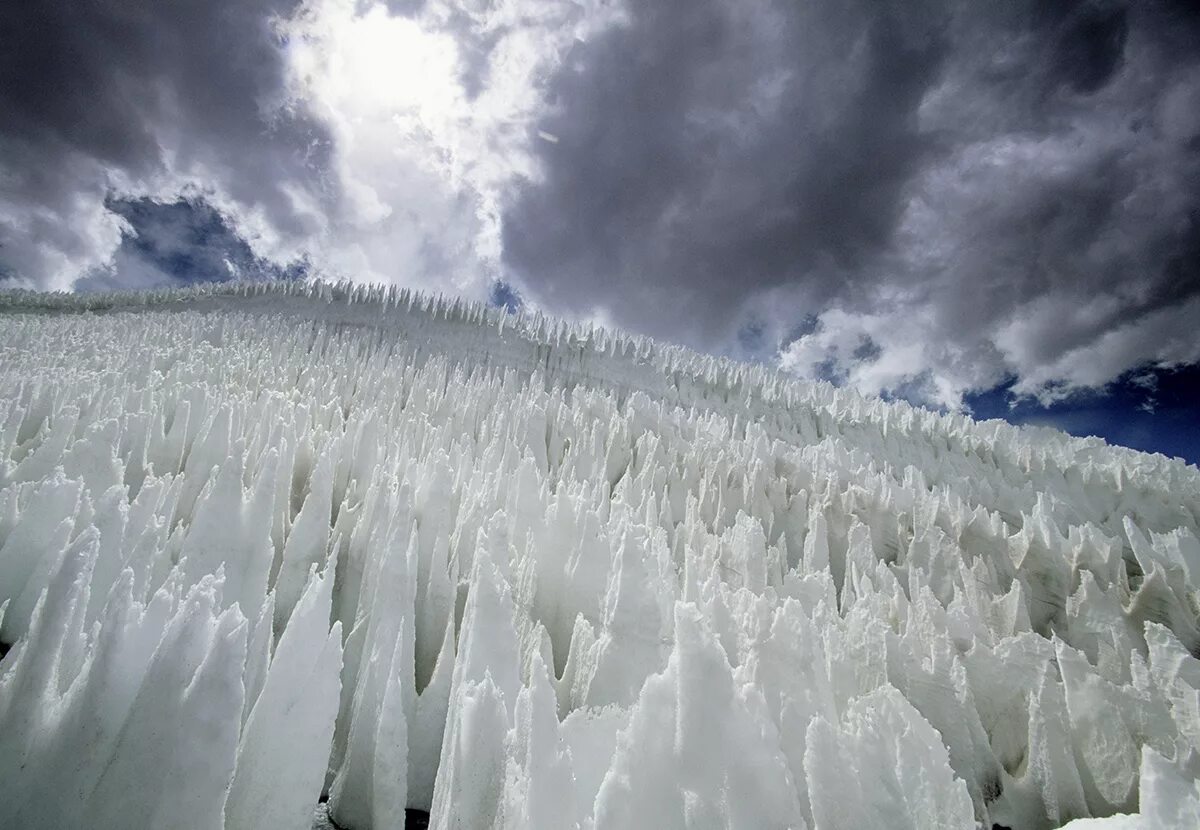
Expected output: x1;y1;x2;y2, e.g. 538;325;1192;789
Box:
1;0;1197;463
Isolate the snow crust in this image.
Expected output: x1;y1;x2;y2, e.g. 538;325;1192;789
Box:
1;280;1199;829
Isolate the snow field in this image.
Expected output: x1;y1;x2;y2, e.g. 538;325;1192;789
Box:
0;282;1198;829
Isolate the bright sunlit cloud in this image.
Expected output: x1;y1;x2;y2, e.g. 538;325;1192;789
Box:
265;0;621;298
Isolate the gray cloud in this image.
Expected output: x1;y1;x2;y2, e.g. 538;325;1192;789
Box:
4;0;1199;410
504;0;948;343
502;0;1200;405
0;0;333;288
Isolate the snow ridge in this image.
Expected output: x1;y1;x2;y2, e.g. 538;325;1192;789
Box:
0;283;1198;829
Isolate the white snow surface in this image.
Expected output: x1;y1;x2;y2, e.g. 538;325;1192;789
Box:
0;280;1199;829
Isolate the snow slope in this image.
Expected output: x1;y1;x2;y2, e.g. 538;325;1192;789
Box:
0;281;1198;829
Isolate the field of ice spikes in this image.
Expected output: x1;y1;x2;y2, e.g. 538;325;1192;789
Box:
1;281;1199;829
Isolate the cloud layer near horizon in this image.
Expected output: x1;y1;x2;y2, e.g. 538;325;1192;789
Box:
2;0;1199;409
505;0;1200;407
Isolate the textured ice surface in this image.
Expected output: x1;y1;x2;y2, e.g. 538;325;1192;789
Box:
1;281;1199;829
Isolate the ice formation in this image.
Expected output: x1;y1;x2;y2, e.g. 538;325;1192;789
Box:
0;281;1198;829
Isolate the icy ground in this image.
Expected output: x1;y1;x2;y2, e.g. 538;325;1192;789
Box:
1;281;1199;829
313;804;428;829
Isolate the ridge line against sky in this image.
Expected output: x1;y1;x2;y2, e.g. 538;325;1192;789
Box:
1;0;1198;462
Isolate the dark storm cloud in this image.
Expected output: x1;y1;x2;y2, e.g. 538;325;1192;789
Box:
1050;4;1129;94
504;0;949;343
502;0;1200;402
0;0;332;287
894;0;1200;397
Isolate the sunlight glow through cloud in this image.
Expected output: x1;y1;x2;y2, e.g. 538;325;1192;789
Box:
271;0;620;297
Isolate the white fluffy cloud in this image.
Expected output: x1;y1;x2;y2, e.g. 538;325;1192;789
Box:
238;0;626;298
